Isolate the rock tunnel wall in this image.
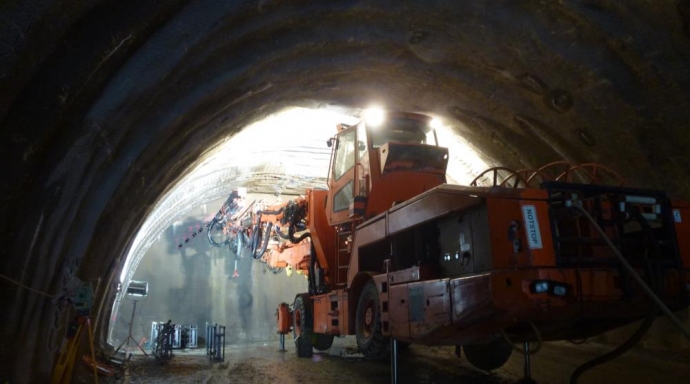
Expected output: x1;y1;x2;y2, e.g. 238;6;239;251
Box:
1;1;690;382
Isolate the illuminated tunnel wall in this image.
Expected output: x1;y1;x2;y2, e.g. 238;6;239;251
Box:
111;195;305;347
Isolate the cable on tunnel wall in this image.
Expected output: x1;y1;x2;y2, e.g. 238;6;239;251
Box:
0;273;57;299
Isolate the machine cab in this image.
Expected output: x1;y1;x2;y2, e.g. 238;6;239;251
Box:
326;110;449;226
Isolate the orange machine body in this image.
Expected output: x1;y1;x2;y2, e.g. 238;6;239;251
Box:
347;183;690;344
236;111;689;351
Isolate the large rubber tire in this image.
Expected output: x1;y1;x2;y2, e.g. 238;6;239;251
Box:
356;280;390;359
292;293;313;358
313;334;335;351
463;338;513;371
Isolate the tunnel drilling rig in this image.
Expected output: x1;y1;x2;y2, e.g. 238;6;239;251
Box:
209;110;690;372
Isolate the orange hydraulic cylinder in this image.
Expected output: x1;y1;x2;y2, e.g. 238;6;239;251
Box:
276;302;292;334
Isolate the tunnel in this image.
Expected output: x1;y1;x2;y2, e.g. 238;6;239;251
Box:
2;1;690;383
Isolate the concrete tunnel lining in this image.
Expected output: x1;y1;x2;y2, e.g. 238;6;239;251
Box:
2;0;690;381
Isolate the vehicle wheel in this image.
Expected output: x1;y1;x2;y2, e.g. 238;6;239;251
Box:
292;293;313;358
463;338;513;371
313;334;334;351
356;280;389;359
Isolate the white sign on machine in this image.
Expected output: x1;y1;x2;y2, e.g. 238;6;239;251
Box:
522;205;543;249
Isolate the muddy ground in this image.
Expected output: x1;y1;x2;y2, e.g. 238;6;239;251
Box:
95;337;690;384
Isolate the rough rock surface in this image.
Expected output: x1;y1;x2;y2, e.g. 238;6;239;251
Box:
2;1;690;382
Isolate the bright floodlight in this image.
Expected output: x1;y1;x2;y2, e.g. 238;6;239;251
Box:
126;280;149;298
364;107;385;127
430;118;443;129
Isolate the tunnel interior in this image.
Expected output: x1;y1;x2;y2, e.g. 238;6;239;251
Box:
2;0;690;382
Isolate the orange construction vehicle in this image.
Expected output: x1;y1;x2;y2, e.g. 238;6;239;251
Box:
215;110;690;374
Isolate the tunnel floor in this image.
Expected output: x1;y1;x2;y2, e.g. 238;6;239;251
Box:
102;338;690;384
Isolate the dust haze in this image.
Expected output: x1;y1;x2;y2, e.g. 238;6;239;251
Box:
111;194;306;348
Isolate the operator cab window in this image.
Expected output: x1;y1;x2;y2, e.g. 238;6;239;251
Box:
333;129;356;180
370;117;437;148
357;123;368;160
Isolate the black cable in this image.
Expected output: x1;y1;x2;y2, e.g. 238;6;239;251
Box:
258;207;285;216
251;222;272;259
499;321;542;355
275;226;291;240
308;241;317;295
569;200;689;383
207;218;230;247
569;316;655;384
288;225;310;244
573;204;690;339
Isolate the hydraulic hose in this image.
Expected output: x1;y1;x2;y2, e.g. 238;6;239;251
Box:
289;225;311;244
500;321;543;355
570;316;655;384
572;203;690;340
308;240;317;295
251;221;272;259
207;218;230;247
283;200;309;243
275;225;309;243
275;226;291;240
258;207;285;216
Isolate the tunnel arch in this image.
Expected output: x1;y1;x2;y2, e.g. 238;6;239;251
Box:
2;1;690;381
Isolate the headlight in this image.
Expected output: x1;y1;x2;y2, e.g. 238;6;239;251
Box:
532;281;549;294
552;284;567;296
364;107;385;127
530;280;568;296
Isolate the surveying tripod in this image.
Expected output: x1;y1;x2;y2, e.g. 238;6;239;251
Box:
51;316;99;384
115;299;148;356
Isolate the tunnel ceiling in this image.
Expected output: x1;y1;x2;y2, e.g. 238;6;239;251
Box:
2;0;690;379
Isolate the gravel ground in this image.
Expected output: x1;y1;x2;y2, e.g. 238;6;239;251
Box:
97;337;690;384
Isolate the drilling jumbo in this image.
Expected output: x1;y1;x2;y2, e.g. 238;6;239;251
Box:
208;109;690;374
